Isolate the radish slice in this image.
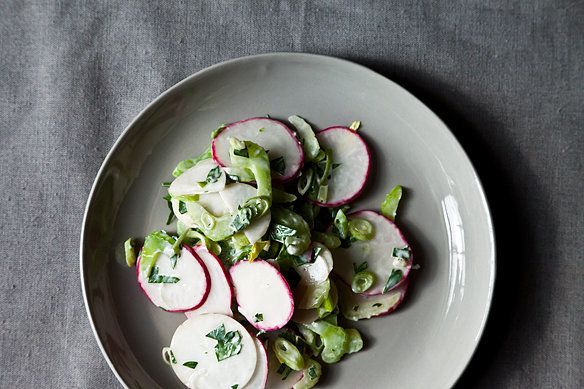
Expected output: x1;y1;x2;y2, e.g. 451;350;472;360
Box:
168;314;257;389
230;260;294;331
172;192;229;227
313;126;371;206
220;183;271;244
169;159;226;196
295;243;333;284
185;245;233;318
212;118;304;182
137;246;210;312
332;210;412;295
338;279;408;321
244;338;269;389
266;345;303;388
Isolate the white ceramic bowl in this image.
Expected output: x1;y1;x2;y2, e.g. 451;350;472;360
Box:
80;53;495;388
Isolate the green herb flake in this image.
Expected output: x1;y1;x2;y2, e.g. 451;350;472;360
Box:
312;246;323;259
258;127;265;133
178;200;188;214
183;361;198;369
254;313;264;322
383;269;404;293
169;254;178;269
233;147;248;158
349;120;361;131
206;166;222;184
270;224;297;243
270;156;286;176
353;305;359;311
372;303;383;308
148;266;180;284
231;385;239;389
206;324;243;361
332;163;342;170
161;181;172;187
308;365;318;380
162;194;175;225
393;246;411;260
353;261;368;273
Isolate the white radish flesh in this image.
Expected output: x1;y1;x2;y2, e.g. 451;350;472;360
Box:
313;126;371;206
230;260;294;331
168;314;257;389
137;246;210;312
338;279;408;321
295;243;333;284
185;245;233;318
169;159;226;196
212;118;304;182
172;192;229;228
220;183;271;244
244;338;269;389
332;210;412;295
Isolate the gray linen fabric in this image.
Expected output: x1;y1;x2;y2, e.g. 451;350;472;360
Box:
0;0;582;388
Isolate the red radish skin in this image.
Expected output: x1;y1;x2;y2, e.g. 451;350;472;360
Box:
136;246;211;312
311;126;371;207
184;245;234;318
230;260;294;331
212;117;304;182
333;210;413;295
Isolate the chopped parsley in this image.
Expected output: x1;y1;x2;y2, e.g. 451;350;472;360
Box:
372;303;383;308
168;349;177;364
162;194;175;225
254;313;264;323
269;224;297;243
353;261;368;273
183;361;198;369
383;269;403;293
206;166;222;183
258;127;265;133
178;200;188;214
353;305;359;311
169;254;178;269
231;385;239;389
148;266;180;284
332;163;342;170
206;324;243;361
233;147;248;158
393;246;411;260
161;181;172;187
307;365;318;380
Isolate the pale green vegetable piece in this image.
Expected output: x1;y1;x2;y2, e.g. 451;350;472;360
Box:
139;231;176;277
304;320;363;364
348;218;375;241
293;358;322;389
172;147;212;178
351;271;376;293
311;231;341;249
271;206;311;255
273;337;305;371
229;138;272;201
289;115;320;161
296;278;330;309
124;238;136;267
380;185;403;221
297;326;323;357
333;209;349;239
272;188;297;203
317;280;338;318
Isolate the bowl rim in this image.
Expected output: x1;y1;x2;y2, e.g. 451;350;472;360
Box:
79;52;496;388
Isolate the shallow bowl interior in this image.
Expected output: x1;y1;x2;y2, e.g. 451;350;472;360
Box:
81;53;494;389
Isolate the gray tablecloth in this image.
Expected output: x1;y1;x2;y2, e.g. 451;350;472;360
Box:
1;1;582;388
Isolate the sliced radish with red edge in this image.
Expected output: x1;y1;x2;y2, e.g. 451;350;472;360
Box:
230;260;294;331
312;126;371;207
212;118;304;182
244;338;269;389
168;314;257;389
185;245;233;318
136;246;210;312
338;278;408;321
332;210;412;295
